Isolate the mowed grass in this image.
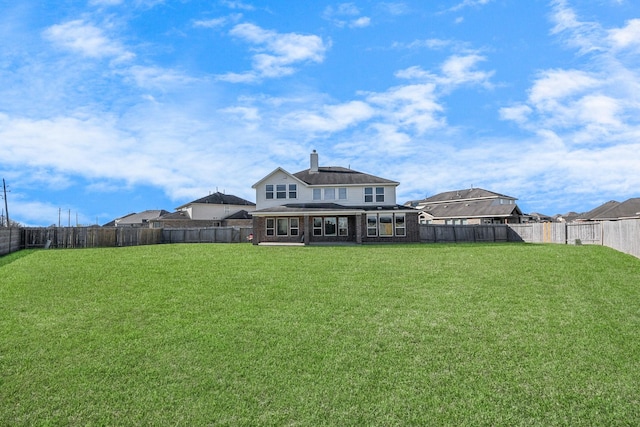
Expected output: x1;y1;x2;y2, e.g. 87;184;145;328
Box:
1;243;639;426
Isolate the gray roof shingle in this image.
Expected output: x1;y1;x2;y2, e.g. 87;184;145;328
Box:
178;192;255;208
293;167;398;186
421;199;522;219
579;198;640;220
409;187;516;205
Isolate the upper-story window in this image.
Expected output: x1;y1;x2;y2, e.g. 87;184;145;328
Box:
313;187;345;201
338;188;347;200
324;188;335;200
267;183;297;200
364;187;384;203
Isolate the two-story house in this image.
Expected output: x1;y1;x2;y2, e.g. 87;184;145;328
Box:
251;151;419;245
405;187;523;225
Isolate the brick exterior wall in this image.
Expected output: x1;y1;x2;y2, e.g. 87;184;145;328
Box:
253;211;420;245
360;211;420;244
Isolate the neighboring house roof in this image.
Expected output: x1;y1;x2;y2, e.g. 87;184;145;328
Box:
574;200;620;221
115;210;170;225
420;199;522;219
176;192;255;209
103;212;135;226
407;187;516;207
292;167;398;186
156;211;190;220
554;212;581;223
580;198;640;220
224;209;253;220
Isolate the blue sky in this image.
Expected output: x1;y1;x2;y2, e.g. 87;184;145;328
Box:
2;0;640;226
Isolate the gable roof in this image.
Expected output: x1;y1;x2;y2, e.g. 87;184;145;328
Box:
177;192;255;209
251;167;309;189
115;210;170;225
156;210;190;220
293;166;398;186
408;187;516;207
224;209;253;220
420;199;522;219
574;200;620;221
578;198;640;220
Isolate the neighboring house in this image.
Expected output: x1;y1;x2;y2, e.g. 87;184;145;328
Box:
175;192;255;221
573;200;620;222
111;210;170;227
152;192;255;228
554;212;581;223
251;150;420;245
522;212;554;223
405;187;523;225
574;198;640;221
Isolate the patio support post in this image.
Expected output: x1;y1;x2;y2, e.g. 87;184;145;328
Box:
355;213;363;244
304;215;311;245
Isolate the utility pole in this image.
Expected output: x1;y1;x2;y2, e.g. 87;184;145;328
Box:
2;178;11;254
2;178;9;228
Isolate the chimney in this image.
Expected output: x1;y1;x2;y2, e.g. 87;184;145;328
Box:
310;150;319;174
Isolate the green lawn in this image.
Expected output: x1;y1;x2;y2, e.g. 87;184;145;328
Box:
1;243;639;426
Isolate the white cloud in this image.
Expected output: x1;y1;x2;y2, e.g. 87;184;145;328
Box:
440;54;493;87
499;105;532;123
124;65;198;90
550;0;604;54
378;2;409;16
221;0;255;11
282;101;375;133
528;69;601;106
218;23;327;82
392;38;454;50
8;199;75;227
323;3;371;28
608;18;640;50
350;17;371;28
193;14;242;29
219;106;261;122
275;52;494;140
447;0;492;13
395;54;493;89
43;20;134;62
364;83;444;134
575;95;622;127
89;0;123;5
504;2;640;146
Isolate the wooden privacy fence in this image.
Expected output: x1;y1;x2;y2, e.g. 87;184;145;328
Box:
18;226;253;251
22;227;163;249
0;228;21;256
3;221;639;259
507;222;603;245
602;220;640;259
419;224;516;243
420;220;640;259
162;227;253;244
